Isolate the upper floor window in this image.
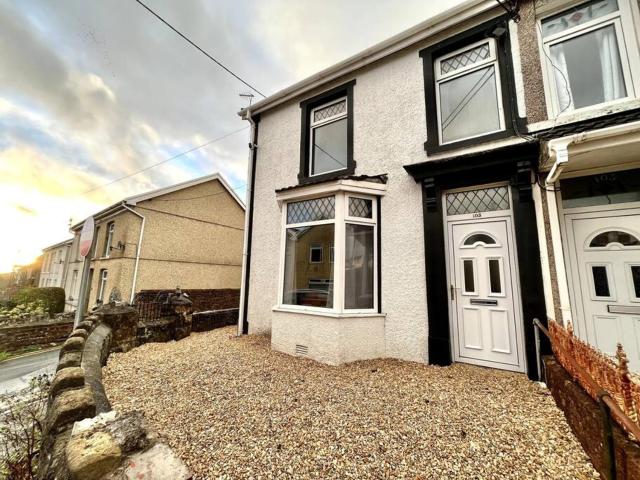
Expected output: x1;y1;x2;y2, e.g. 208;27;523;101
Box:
540;0;638;116
435;38;505;145
420;15;518;154
309;98;348;176
103;222;114;257
299;80;355;184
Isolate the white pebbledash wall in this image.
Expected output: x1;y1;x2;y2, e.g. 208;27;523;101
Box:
247;43;432;364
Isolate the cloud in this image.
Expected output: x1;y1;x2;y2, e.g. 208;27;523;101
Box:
0;0;465;272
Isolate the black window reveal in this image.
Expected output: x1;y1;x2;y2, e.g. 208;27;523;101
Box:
299;80;356;184
419;15;521;154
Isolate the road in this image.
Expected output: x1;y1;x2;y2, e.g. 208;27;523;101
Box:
0;348;60;395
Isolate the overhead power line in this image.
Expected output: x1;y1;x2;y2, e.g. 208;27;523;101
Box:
133;0;266;98
81;126;249;195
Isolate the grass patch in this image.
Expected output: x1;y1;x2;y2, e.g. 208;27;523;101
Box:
0;344;59;363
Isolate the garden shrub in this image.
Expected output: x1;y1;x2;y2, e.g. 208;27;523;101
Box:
12;287;65;316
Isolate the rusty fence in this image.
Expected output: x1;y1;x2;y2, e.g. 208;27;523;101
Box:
133;301;172;322
541;319;640;440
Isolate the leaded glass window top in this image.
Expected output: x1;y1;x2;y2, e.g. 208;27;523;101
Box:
287;196;335;224
348;197;373;218
313;100;346;124
446;186;510;216
440;42;490;75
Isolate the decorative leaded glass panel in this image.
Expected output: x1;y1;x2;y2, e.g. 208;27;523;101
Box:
440;42;490;75
446;186;510;215
287;196;335;224
313;100;346;123
348;197;372;218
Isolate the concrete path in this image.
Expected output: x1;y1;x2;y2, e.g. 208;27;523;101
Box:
0;348;60;395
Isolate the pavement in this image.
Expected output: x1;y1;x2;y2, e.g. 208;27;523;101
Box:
0;348;60;395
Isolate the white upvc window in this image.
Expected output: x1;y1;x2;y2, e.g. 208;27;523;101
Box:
539;0;640;117
309;98;348;176
434;37;506;145
98;269;108;302
103;222;115;257
279;192;378;314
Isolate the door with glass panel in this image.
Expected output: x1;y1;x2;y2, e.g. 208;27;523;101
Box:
448;220;524;371
566;211;640;370
444;185;525;372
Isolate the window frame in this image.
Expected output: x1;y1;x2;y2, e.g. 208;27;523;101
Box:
278;191;378;315
299;80;356;185
309;97;349;178
103;222;115;258
434;37;506;146
537;0;640;118
97;269;108;302
309;243;324;263
419;15;519;155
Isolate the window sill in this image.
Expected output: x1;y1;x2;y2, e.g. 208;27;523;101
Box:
272;306;385;319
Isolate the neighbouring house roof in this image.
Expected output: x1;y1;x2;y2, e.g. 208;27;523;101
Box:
275;174;388;194
42;238;74;252
534;108;640;141
72;172;244;230
239;0;495;118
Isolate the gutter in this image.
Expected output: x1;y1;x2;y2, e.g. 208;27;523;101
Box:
544;119;640;186
238;110;259;335
238;0;495;118
121;203;146;304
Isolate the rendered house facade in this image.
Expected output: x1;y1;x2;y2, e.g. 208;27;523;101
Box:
64;174;245;312
238;0;640;378
39;238;73;289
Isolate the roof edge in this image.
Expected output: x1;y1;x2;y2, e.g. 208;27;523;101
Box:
239;0;495;117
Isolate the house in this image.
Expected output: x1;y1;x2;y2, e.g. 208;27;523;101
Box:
38;238;73;288
64;173;245;312
237;0;640;378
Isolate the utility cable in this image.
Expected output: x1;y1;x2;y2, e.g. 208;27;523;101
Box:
133;0;266;98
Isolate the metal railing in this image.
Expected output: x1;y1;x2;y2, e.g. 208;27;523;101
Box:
534;318;640;480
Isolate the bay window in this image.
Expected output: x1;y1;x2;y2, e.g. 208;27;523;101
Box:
280;192;378;313
540;0;638;116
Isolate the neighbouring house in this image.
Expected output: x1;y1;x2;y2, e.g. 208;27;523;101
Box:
64;173;245;312
38;238;73;289
237;0;640;378
9;255;43;289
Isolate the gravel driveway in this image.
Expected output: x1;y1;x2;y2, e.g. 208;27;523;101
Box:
103;327;597;479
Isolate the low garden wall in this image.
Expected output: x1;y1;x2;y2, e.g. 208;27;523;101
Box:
37;305;190;480
0;320;73;351
136;288;239;312
192;308;238;332
545;357;640;480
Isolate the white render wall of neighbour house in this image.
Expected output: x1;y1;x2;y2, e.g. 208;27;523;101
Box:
247;45;431;363
39;241;71;289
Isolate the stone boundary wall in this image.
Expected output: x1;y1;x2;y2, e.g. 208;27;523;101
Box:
192;308;238;332
0;320;73;351
136;288;239;312
38;306;190;480
545;357;640;480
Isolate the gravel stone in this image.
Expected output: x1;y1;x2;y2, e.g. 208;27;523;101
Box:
103;327;599;479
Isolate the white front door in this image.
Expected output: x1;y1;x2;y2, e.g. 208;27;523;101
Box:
447;217;526;372
565;209;640;369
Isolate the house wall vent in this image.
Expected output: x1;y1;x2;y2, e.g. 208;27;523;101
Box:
295;344;309;356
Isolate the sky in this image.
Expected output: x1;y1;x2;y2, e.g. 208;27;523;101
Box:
0;0;464;273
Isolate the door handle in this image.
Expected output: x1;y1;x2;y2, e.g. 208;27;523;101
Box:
450;284;455;301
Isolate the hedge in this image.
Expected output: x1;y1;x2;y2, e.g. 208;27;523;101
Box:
12;287;65;316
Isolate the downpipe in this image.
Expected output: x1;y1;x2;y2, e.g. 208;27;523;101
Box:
121;203;146;304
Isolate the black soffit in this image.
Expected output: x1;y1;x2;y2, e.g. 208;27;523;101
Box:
403;141;540;181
